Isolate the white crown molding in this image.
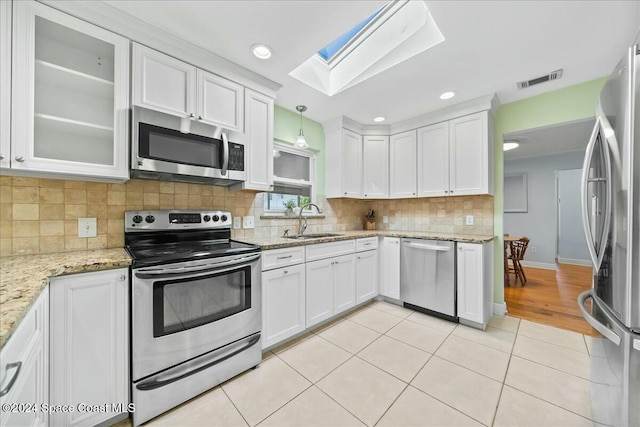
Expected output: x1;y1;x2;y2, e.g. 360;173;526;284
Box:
39;0;282;98
323;93;500;137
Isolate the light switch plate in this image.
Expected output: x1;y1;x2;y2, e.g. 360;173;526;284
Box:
243;216;255;229
383;216;389;224
233;217;241;229
78;218;97;238
466;215;474;226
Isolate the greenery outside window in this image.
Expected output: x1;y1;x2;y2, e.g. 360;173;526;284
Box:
264;142;316;215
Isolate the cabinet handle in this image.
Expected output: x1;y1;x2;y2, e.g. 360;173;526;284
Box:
277;255;292;260
283;270;288;274
198;115;203;120
0;362;21;397
364;243;372;246
344;192;347;195
0;154;4;160
119;275;126;281
14;156;25;162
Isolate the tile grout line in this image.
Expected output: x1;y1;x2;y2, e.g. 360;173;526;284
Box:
219;385;252;427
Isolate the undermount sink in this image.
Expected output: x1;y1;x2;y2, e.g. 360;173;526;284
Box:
283;233;344;240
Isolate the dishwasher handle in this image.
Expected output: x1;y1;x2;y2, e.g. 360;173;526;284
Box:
404;242;450;252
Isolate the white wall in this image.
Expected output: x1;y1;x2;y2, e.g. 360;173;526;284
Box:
504;150;586;266
557;169;590;264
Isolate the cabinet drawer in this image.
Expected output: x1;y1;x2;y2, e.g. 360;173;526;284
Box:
262;246;305;271
305;240;355;262
356;237;378;252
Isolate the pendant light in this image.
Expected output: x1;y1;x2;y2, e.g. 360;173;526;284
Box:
294;105;309;149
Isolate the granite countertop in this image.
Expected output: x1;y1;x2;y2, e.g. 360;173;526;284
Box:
0;249;131;349
239;230;495;250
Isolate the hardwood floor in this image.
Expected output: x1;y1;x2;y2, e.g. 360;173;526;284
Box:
504;263;599;336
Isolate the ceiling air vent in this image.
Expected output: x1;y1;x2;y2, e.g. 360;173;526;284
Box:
517;69;563;89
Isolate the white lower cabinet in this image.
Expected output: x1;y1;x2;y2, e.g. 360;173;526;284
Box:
0;288;48;427
49;268;129;427
306;254;356;328
457;242;494;329
261;264;306;349
356;250;378;304
379;237;400;299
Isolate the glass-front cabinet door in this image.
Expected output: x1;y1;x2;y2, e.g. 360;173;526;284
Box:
10;1;129;181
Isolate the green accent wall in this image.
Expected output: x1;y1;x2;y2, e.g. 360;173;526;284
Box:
274;105;326;195
492;77;606;304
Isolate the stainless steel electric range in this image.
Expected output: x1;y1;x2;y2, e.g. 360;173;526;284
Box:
125;210;262;426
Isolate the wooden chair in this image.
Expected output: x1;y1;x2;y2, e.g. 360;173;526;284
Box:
503;234;510;286
507;237;530;285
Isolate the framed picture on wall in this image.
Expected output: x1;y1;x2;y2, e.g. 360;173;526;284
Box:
504;172;528;213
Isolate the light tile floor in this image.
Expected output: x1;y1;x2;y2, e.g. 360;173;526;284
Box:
126;301;606;427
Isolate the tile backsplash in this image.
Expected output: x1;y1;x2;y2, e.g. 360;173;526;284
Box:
0;176;493;256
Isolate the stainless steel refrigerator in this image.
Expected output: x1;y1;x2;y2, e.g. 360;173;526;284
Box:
578;36;640;427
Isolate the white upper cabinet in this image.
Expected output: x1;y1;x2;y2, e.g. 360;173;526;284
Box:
198;69;243;131
241;89;274;191
326;126;363;198
417;112;492;197
132;43;244;132
417;122;449;197
11;0;129;181
342;129;363;197
363;135;389;198
389;130;417;198
0;0;11;169
132;43;196;118
449;112;490;195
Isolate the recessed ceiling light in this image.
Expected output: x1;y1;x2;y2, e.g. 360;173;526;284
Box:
251;44;272;60
373;116;386;122
439;91;456;100
503;142;520;151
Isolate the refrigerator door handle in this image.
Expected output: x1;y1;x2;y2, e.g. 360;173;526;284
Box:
578;290;621;346
580;117;611;273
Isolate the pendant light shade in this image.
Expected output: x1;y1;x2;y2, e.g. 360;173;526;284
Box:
294;105;309;149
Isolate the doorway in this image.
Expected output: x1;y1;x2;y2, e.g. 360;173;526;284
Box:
556;168;591;265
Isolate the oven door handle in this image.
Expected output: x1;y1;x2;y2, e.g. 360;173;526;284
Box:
135;333;260;391
135;253;260;278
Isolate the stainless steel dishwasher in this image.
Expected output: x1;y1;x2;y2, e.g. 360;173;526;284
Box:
400;238;457;321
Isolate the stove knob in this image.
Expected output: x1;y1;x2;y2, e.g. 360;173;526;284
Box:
145;215;155;223
221;214;228;222
212;215;220;222
203;215;211;222
132;215;143;224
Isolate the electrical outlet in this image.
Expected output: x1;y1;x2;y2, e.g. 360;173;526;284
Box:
233;217;241;229
531;246;537;253
383;216;389;224
466;215;474;226
78;218;97;238
243;216;254;229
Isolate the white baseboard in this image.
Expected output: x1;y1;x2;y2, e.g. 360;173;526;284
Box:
557;258;592;266
520;261;557;270
493;302;507;316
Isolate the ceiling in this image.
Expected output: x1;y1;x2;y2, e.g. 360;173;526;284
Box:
105;1;640;125
503;118;595;161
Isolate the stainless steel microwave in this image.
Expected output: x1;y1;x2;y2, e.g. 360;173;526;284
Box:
131;106;246;185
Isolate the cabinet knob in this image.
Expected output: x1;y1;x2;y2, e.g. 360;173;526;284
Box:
450;190;454;193
189;113;195;118
344;192;347;195
412;193;416;196
458;246;463;251
357;256;361;259
445;191;448;194
364;194;367;197
14;156;25;162
0;154;4;160
119;274;126;281
283;270;288;274
198;115;203;120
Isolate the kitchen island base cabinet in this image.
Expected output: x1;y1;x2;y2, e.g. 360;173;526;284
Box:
0;288;49;427
49;268;129;427
457;242;494;330
262;264;306;350
306;254;356;328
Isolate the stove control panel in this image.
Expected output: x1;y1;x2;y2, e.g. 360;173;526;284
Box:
125;210;232;231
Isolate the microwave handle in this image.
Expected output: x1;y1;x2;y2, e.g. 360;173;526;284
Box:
221;132;229;176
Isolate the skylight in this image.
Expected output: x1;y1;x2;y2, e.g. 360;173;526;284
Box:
289;0;445;97
317;5;386;62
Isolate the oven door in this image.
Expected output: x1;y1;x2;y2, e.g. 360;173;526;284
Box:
132;252;261;381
